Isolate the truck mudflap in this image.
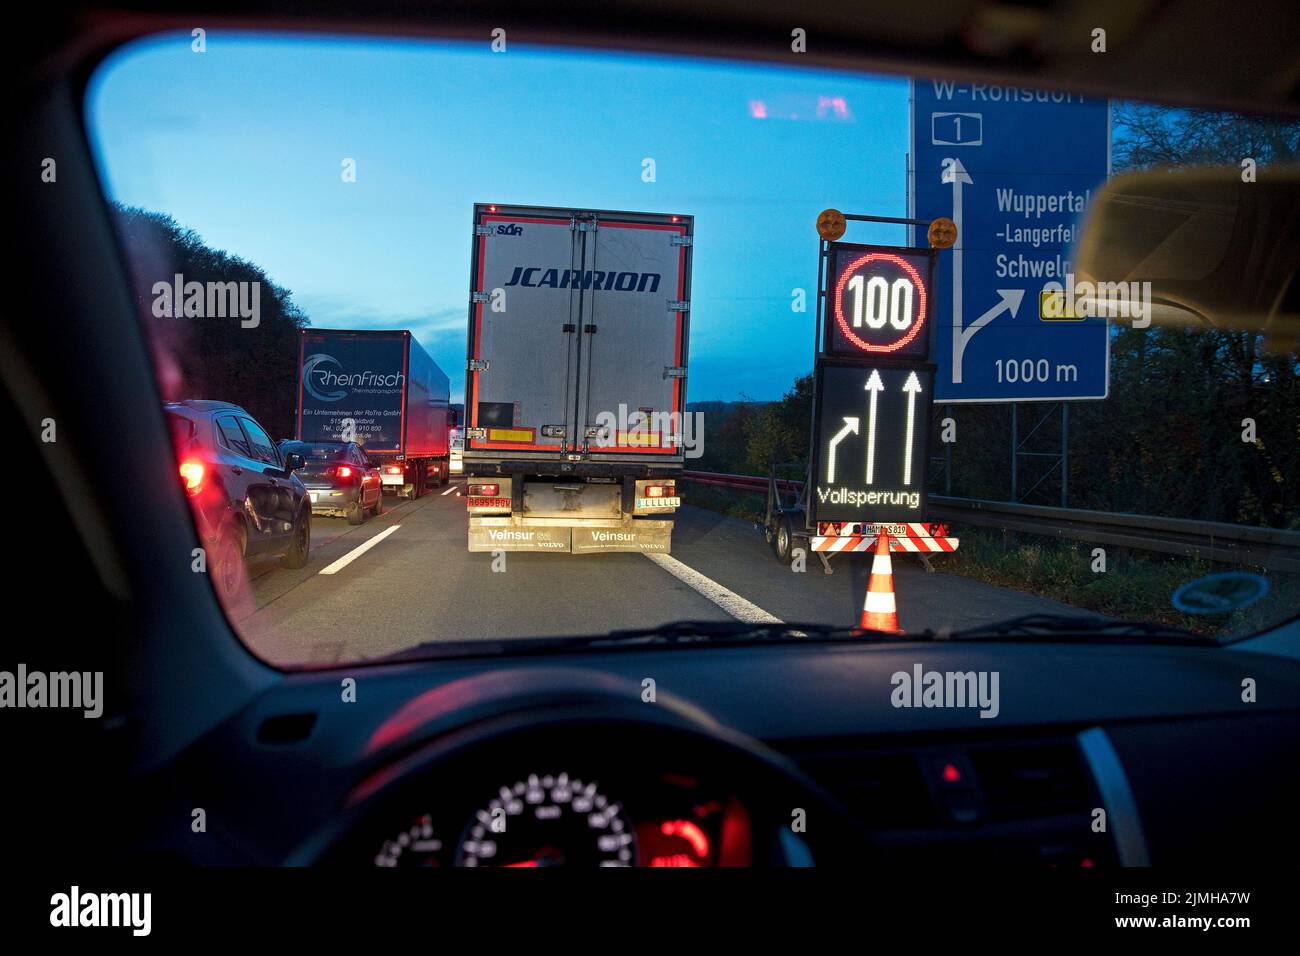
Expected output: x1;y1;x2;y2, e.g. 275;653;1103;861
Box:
572;521;671;554
468;517;673;553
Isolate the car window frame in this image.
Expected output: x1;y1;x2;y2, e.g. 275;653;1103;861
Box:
215;413;253;459
237;416;280;468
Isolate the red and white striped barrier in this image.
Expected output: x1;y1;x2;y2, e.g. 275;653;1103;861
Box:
812;522;959;553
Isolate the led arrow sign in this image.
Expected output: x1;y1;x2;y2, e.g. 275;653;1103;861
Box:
809;361;934;524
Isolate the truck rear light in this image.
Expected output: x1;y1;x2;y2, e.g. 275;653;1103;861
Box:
335;465;353;478
468;483;499;497
179;460;205;494
385;466;403;475
645;483;675;498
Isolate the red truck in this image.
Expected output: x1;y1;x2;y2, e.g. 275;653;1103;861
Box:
296;329;451;498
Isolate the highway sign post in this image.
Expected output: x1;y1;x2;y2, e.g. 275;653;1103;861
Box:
911;80;1111;402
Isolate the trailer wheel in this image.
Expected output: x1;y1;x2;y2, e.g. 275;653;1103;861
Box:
771;513;795;565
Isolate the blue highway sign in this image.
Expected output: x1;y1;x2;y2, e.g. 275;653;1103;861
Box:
911;80;1111;402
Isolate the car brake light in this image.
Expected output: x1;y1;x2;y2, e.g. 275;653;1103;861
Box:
336;465;353;478
468;483;499;496
179;460;205;494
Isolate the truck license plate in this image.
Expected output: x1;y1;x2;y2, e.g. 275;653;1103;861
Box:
637;496;680;509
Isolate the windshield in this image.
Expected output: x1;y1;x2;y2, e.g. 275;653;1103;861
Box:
87;34;1299;667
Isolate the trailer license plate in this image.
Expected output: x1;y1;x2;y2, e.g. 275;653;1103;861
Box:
637;496;680;509
381;474;404;486
467;497;512;509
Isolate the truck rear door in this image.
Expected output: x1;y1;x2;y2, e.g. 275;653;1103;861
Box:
297;331;407;452
467;207;582;458
576;213;691;460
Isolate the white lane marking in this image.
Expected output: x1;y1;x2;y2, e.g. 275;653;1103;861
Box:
441;483;460;496
643;552;782;624
318;524;400;575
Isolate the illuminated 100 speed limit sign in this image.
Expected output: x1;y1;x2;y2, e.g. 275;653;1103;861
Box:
825;243;937;361
808;360;934;524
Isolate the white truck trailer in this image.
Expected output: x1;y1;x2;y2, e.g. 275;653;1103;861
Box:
462;203;693;554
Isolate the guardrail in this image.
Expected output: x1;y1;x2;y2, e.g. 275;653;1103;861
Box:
681;470;1300;573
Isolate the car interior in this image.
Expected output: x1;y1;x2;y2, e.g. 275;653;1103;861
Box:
8;0;1300;930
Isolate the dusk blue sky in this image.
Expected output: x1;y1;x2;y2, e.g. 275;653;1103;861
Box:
88;33;912;404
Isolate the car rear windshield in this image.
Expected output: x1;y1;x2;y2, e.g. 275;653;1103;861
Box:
281;442;351;461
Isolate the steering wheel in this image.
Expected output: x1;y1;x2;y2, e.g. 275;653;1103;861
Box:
288;667;872;867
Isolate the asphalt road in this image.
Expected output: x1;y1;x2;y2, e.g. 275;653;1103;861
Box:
239;483;1083;666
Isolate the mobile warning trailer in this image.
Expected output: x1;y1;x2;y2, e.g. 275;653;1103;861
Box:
462;203;692;553
760;210;960;571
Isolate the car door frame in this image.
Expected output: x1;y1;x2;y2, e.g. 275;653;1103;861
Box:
236;415;299;550
212;412;276;556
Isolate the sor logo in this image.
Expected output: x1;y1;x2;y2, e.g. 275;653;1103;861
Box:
496;224;524;236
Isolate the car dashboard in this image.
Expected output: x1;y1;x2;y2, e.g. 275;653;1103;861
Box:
120;632;1300;869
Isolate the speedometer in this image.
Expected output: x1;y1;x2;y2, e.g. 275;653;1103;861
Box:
456;772;636;867
373;813;446;867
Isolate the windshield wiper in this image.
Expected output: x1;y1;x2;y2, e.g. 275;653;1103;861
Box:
375;619;927;663
369;614;1216;666
591;619;915;646
943;613;1219;645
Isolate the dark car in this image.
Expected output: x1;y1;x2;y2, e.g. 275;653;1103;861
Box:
277;440;384;525
167;400;312;600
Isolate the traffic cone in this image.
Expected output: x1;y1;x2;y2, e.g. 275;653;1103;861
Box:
860;528;901;634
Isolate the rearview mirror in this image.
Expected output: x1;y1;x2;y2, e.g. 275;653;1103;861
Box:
1074;164;1299;351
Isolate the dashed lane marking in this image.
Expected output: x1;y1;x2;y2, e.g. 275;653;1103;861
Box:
318;524;401;575
643;551;783;625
